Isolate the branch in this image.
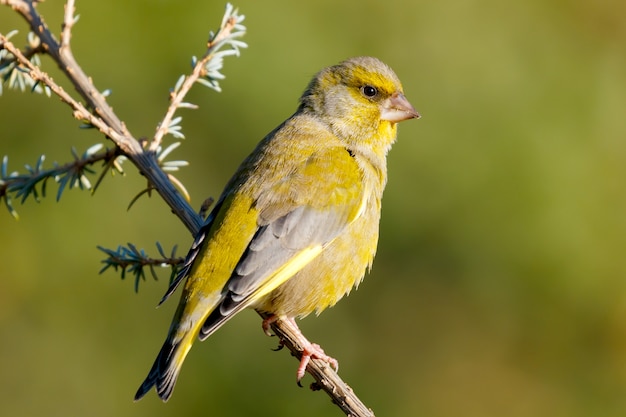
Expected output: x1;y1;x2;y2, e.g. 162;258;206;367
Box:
2;2;376;415
265;315;376;417
1;0;203;233
0;32;45;70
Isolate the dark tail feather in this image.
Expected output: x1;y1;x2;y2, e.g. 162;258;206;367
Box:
134;338;184;402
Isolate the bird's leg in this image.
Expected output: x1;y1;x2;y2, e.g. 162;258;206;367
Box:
263;315;339;383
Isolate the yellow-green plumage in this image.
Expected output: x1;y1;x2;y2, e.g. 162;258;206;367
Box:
135;56;419;401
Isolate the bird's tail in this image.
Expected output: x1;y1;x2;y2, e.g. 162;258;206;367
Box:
134;329;196;402
134;279;261;401
134;291;236;402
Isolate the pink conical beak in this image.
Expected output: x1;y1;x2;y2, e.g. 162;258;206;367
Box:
380;92;420;123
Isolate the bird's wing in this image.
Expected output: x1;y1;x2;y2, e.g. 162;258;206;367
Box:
198;144;366;339
158;198;225;305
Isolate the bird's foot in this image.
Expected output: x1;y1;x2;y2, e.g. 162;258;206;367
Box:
296;340;339;385
262;315;339;384
282;317;339;384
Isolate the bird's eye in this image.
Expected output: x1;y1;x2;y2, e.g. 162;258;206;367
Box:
361;85;378;98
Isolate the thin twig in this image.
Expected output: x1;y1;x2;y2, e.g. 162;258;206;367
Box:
0;40;45;67
1;37;119;140
60;0;75;48
150;15;240;151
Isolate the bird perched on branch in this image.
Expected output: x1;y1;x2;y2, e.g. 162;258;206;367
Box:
135;56;419;401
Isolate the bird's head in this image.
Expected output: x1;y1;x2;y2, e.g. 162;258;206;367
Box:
300;56;419;153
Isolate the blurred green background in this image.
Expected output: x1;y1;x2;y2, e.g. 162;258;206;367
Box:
2;0;626;416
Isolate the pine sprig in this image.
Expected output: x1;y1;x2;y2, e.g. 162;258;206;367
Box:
150;3;247;151
0;145;123;218
98;242;183;292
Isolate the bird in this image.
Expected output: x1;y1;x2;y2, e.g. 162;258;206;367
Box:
134;56;419;402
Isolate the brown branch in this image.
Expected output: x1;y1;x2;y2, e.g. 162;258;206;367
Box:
2;1;376;415
0;37;45;67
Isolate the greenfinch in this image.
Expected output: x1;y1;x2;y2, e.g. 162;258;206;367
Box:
135;56;419;401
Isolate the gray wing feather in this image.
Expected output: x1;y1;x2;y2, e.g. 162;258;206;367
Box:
198;203;351;339
229;205;344;298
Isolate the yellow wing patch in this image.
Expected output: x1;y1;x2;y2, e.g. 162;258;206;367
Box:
249;245;324;302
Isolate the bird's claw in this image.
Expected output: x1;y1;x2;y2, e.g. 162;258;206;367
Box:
296;342;339;385
261;315;339;386
261;315;278;337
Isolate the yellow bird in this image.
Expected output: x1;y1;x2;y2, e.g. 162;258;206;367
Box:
135;56;419;401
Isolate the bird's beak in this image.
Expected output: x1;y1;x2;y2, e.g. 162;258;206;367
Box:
380;92;420;123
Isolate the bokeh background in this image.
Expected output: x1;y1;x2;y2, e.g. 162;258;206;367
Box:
2;0;626;416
